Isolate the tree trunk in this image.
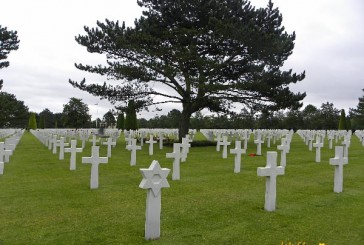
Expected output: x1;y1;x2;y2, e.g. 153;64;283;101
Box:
179;105;192;142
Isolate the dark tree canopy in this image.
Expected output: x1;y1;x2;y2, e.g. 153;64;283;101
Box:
62;97;91;128
70;0;305;139
103;110;116;127
338;109;347;130
0;91;29;128
116;113;125;130
349;88;364;129
124;100;138;130
39;108;56;128
0;25;20;89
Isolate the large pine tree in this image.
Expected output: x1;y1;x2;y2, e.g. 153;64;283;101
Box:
69;0;305;140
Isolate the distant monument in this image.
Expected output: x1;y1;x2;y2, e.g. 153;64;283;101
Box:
98;122;107;138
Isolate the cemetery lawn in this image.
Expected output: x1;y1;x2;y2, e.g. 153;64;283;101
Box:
1;131;363;245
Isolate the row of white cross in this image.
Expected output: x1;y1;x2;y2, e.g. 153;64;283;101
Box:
28;128;353;241
0;130;24;175
30;129;194;189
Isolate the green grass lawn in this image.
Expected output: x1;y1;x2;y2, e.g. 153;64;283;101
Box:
0;131;363;244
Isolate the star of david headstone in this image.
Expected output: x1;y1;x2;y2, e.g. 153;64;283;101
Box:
139;160;170;240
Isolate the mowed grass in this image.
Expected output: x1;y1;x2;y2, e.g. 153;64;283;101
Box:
0;131;363;245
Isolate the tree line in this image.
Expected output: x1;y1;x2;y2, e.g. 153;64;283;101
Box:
1;90;364;131
138;100;364;131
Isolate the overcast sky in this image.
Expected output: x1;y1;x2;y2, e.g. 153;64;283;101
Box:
1;0;364;120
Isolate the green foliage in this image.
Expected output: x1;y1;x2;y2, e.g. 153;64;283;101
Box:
38;115;44;129
124;100;138;130
139;103;341;130
0;91;29;128
0;25;20;89
27;112;37;130
346;117;352;130
338;109;347;130
38;108;55;128
349;88;364;129
103;110;116;128
62;97;91;128
319;102;340;129
69;0;305;139
116;113;125;130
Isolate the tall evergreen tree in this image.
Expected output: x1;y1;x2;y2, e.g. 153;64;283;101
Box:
0;25;20;90
38;114;45;129
338;109;347;130
69;0;305;140
116;113;125;130
28;112;37;130
124;100;138;130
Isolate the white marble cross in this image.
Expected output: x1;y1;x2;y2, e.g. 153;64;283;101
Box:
146;135;157;156
124;133;133;147
308;135;313;151
90;134;100;146
341;137;350;159
52;135;59;154
313;136;323;163
0;142;12;163
48;134;54;150
328;133;334;149
140;132;146;147
180;137;191;162
329;146;348;193
230;141;246;173
102;137;116;158
277;138;288;167
64;140;83;170
82;146;108;189
166;143;182;180
126;138;141;166
215;133;222;152
266;133;271;148
254;132;264;156
58;137;69;160
158;132;164;150
257;151;285;211
80;133;89;149
0;161;3;175
139;160;170;240
242;130;249;150
221;136;231;159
